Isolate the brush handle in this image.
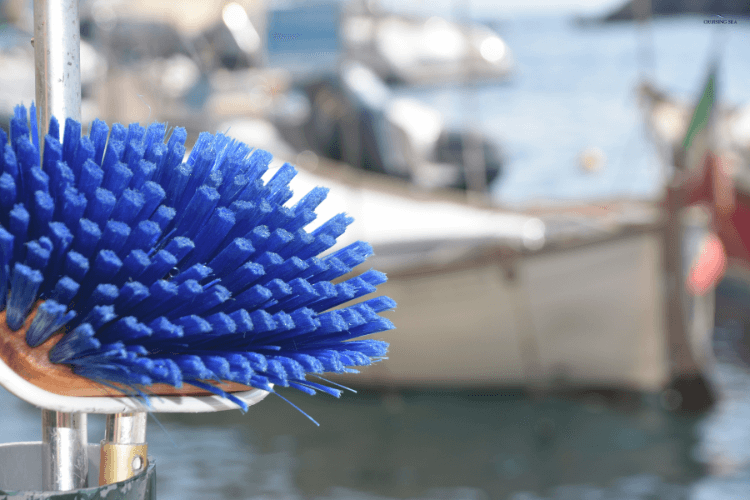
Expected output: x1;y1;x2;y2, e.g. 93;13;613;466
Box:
34;0;86;492
41;410;88;491
33;0;82;144
99;413;148;485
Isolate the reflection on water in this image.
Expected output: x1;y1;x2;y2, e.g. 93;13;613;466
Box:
146;388;705;500
1;355;750;498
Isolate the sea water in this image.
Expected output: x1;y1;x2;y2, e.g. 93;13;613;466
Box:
390;14;750;206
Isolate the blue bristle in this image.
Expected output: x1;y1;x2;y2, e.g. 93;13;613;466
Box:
49;161;74;200
162;236;194;265
26;299;75;347
99;221;131;255
207;238;253;277
48;117;59;141
264;256;308;283
174;316;212;337
3;145;19;186
216;261;264;294
91;250;123;283
25;240;51;272
131;280;178;319
101;161;132;197
9;204;29;264
244;312;274;337
0;264;6;311
10;105;29;144
0;173;16;218
84;305;117;330
202;355;231;379
6;263;43;330
262;163;296;207
48;323;100;363
65;251;89;284
184;207;235;267
246;225;270;250
296;234;336;261
116;250;150;283
178;284;230;317
81;188;117;226
28;168;50;198
110;189;144;224
143;123;165;151
90;284;119;307
78;160;103;199
265;279;292;302
102;140;123;170
123;220;161;255
114;281;150;314
173;185;220;239
137;181;165;222
124;140;145;173
316;257;353;284
147;317;183;341
218;171;249;207
62;118;82;166
266;278;317;313
42;136;62;172
131;160;156;191
59;187;87;229
278;229;314;260
140;250;177;286
150;205;175;231
0;228;13;268
163;163;191;208
325;241;374;268
204;313;236;337
97;316;152;345
32;191;54;238
15;141;39;195
1;112;395;409
72;136;95;180
144;144;166;174
88;119;109;165
170;263;211;285
47;222;73;286
255;251;283;271
73;219;101;258
260;206;295;235
228;285;272;313
51;276;80;305
29;104;38;153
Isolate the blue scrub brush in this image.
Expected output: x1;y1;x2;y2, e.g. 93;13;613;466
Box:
0;103;396;415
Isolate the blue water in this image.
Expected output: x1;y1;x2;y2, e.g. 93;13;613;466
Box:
391;14;750;205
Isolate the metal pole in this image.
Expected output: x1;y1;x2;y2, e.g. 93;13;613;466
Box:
33;0;82;143
100;413;148;485
41;410;88;490
34;0;86;491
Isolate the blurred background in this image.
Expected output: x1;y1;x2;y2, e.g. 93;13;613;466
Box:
2;0;750;498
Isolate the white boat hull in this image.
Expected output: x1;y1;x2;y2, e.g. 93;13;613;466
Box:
342;230;674;392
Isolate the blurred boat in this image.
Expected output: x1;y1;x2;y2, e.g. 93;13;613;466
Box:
0;2;715;399
275;61;504;192
341;1;513;86
223;117;712;396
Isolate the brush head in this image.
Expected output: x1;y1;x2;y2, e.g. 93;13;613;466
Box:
0;104;395;412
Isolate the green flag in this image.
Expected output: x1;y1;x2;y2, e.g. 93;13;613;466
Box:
681;64;717;171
